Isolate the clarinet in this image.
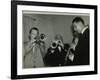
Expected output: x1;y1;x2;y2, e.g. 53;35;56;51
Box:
64;47;74;65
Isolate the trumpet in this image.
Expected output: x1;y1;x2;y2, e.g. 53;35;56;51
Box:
35;33;47;42
51;40;62;49
39;33;46;41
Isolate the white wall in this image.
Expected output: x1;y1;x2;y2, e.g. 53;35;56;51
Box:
0;0;99;80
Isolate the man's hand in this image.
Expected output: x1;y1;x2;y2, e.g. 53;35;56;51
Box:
68;52;74;61
58;40;64;48
70;43;76;50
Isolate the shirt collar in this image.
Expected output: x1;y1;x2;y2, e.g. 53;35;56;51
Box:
81;26;88;34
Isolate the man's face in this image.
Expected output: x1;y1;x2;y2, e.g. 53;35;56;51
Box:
31;29;38;40
72;22;82;33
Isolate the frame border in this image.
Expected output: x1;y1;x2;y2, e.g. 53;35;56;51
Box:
11;1;98;79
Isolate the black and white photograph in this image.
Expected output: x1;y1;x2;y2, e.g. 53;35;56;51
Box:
22;13;90;68
11;1;97;79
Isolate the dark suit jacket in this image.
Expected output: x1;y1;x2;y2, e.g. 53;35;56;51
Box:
73;28;89;65
44;44;69;66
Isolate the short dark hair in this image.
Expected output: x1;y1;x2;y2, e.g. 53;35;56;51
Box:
29;27;39;34
72;17;84;25
29;27;39;40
